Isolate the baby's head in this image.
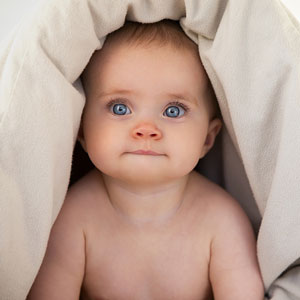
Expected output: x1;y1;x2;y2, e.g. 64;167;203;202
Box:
79;20;222;185
82;20;220;120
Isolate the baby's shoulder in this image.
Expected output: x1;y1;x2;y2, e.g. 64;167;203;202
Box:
68;168;106;199
189;171;250;228
63;169;108;220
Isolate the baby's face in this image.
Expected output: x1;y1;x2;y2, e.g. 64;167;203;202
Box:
80;42;220;185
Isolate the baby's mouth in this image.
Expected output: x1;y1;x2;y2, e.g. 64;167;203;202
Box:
128;150;164;156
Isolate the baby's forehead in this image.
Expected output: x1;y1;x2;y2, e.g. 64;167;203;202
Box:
84;40;207;89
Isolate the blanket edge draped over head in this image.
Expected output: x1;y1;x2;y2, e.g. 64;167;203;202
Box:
1;0;300;299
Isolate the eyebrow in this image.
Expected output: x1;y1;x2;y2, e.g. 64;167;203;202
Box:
97;89;135;98
165;92;198;105
97;89;198;105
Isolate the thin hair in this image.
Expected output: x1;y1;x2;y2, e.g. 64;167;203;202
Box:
106;19;198;53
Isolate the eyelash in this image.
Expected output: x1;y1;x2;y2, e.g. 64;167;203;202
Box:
167;101;190;113
105;99;190;115
105;99;128;111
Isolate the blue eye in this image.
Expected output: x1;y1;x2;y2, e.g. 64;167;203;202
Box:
112;103;131;115
164;105;185;118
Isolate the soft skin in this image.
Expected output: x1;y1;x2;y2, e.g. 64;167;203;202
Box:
79;42;222;189
27;39;264;300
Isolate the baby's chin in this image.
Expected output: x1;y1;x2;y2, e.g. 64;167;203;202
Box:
102;166;192;187
94;155;198;186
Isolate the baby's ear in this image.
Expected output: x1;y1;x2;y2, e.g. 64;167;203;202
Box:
200;118;222;158
77;123;87;152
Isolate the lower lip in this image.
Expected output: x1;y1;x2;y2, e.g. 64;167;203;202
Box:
129;150;163;156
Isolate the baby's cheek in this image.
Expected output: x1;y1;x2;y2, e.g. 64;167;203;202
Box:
89;134;125;171
175;127;205;153
169;145;200;176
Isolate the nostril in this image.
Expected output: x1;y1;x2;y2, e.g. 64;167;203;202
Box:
132;127;161;139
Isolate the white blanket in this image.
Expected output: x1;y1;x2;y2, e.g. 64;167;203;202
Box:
1;0;300;299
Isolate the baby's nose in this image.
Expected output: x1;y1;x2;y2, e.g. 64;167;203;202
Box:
131;123;162;140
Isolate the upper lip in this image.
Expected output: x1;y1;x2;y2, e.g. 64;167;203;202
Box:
129;150;164;156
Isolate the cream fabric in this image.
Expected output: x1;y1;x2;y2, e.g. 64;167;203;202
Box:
1;0;300;299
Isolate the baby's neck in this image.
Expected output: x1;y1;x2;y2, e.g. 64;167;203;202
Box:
100;172;191;226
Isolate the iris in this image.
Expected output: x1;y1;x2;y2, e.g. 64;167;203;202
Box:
112;103;131;115
164;105;185;118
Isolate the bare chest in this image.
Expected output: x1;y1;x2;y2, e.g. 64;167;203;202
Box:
81;223;212;300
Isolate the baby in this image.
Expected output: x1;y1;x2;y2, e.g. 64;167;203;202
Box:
28;20;264;299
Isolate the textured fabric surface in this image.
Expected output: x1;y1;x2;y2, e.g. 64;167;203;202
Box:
0;0;300;298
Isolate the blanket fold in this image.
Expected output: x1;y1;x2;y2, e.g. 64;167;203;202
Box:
1;0;300;299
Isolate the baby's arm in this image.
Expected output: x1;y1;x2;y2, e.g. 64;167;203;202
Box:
27;188;86;299
209;194;265;299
